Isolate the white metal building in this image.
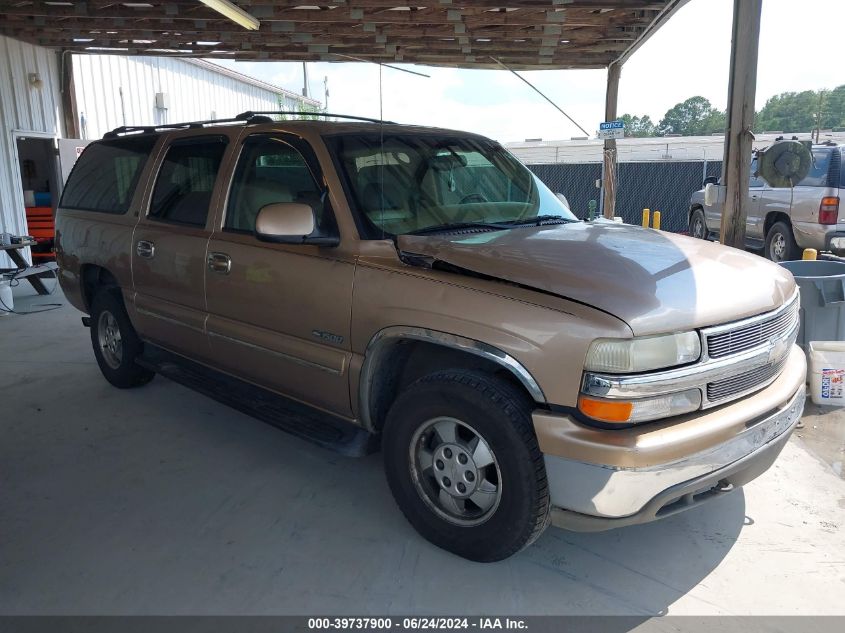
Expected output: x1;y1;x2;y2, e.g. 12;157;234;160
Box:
0;34;63;249
72;55;318;140
507;132;845;165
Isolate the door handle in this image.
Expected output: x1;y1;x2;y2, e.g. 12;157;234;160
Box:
136;240;155;259
207;252;232;275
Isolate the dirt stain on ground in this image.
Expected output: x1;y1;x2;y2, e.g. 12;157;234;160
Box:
798;402;845;479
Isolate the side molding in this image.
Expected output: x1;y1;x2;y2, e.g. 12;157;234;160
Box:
358;326;547;431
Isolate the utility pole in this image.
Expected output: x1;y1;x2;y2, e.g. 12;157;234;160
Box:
814;90;827;144
719;0;763;249
324;75;330;113
302;61;309;98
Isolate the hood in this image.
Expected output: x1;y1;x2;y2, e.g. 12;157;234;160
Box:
397;222;796;336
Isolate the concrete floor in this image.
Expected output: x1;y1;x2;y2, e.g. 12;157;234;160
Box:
1;280;844;616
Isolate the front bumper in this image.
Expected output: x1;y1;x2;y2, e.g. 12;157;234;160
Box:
533;344;806;531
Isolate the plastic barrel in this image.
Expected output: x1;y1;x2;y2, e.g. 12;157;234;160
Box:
779;260;845;350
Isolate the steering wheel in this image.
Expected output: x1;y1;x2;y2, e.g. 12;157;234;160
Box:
459;193;488;205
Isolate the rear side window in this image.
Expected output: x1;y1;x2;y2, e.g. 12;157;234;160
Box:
749;157;765;187
60;136;156;213
798;149;833;187
149;137;227;227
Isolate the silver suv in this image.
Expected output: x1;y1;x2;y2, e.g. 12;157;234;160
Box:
689;143;844;261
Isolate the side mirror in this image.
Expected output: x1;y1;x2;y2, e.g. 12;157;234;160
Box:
704;182;722;207
703;176;718;186
555;192;571;209
255;202;338;246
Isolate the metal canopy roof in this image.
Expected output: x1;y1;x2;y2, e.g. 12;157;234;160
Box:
0;1;686;70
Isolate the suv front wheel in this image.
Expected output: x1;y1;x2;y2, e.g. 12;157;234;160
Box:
382;370;550;562
765;221;800;262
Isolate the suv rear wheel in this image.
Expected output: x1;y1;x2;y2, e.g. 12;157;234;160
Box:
765;221;800;262
90;290;155;388
382;370;550;562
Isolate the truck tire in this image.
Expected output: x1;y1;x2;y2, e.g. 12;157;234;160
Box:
689;208;708;240
382;370;550;562
90;289;155;389
765;221;800;262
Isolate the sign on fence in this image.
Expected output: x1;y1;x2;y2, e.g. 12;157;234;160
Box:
598;121;625;140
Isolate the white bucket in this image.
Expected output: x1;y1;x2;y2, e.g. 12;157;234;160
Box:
0;277;12;315
809;341;845;406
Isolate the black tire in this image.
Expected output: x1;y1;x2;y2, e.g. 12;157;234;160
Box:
382;370;550;562
689;208;708;240
89;289;155;389
765;221;800;262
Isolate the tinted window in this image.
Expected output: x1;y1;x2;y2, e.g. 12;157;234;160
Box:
750;157;765;187
226;137;327;233
149;138;227;227
840;151;845;189
60;137;156;213
798;149;833;187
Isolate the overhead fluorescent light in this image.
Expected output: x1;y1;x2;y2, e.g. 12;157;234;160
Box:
198;0;260;31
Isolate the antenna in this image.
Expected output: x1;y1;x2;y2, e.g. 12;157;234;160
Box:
490;56;591;138
332;53;431;78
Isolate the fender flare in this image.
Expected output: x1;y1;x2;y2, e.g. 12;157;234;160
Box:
358;326;546;431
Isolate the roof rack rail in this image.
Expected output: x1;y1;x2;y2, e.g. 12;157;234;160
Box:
237;111;397;125
102;112;272;139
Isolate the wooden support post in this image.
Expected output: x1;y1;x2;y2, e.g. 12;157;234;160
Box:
602;62;621;219
59;50;80;138
720;0;762;249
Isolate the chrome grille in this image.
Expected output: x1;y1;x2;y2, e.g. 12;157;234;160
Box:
707;356;789;402
706;297;800;359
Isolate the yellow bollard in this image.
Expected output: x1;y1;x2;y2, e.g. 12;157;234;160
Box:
803;248;818;261
652;211;661;231
642;208;650;227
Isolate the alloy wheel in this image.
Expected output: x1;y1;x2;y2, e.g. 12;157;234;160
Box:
97;310;123;369
408;417;502;526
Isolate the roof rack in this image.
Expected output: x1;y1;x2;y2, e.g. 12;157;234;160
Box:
237;111;397;125
103;111;397;139
103;112;272;138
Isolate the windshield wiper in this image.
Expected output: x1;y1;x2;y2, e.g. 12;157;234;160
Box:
406;221;513;236
503;215;579;227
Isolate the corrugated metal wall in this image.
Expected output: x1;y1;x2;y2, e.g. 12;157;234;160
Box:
0;34;63;265
72;55;304;140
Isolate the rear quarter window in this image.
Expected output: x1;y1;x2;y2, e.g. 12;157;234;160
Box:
839;150;844;189
60;136;157;213
797;148;834;188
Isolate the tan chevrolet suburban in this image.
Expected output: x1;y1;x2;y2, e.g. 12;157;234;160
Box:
55;113;806;562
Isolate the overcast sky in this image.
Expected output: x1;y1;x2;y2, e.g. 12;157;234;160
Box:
213;0;843;143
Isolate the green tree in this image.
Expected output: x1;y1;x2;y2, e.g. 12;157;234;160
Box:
821;85;845;130
754;90;820;133
619;113;658;137
659;96;726;136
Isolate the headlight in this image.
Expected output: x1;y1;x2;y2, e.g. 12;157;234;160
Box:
585;332;701;373
578;389;702;425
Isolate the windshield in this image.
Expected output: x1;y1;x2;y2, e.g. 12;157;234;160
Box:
326;133;577;238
